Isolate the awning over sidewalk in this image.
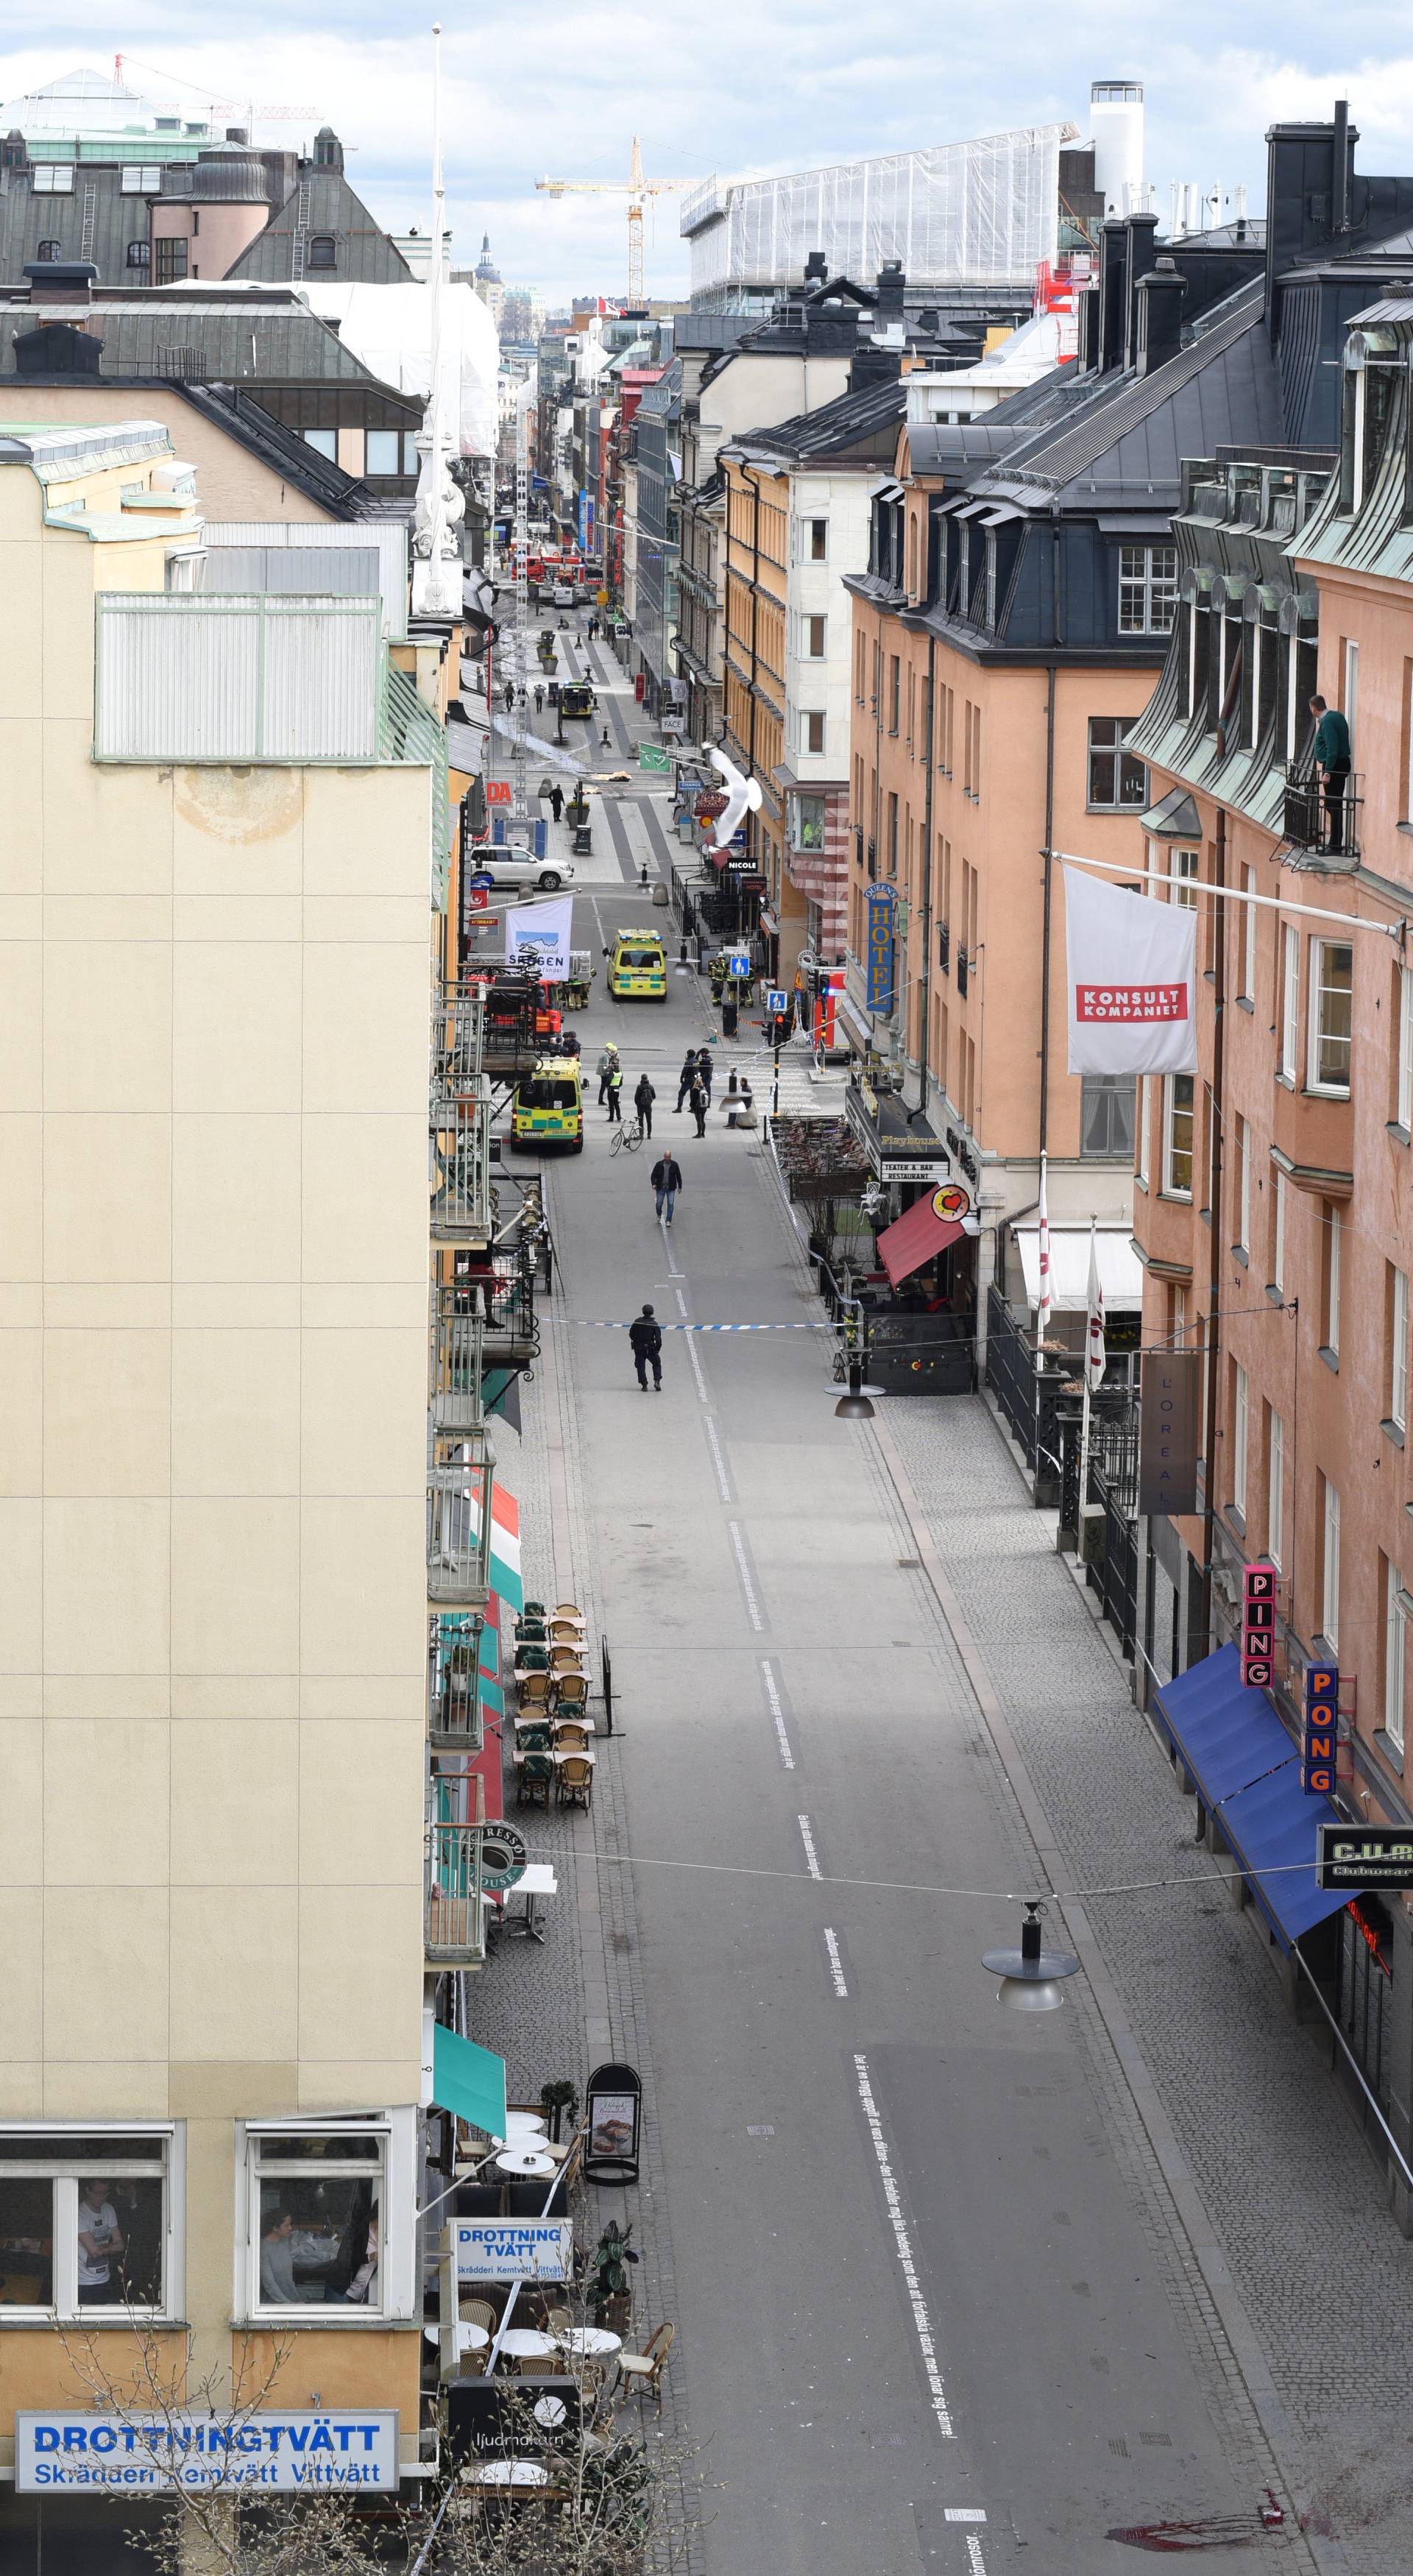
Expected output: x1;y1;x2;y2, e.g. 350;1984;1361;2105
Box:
432;2025;507;2141
463;1481;523;1611
1152;1646;1358;1951
876;1191;968;1287
1014;1225;1141;1312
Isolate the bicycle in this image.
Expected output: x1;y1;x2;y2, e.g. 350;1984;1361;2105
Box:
610;1116;646;1156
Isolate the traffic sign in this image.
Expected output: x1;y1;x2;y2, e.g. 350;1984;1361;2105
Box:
467;886;489;912
726;949;752;981
469;871;495;891
765;988;787;1017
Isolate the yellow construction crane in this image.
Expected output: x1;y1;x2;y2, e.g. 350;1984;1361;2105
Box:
536;138;688;307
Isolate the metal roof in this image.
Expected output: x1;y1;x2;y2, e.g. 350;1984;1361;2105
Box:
227;168;413;285
1;293;392;384
724;371;906;464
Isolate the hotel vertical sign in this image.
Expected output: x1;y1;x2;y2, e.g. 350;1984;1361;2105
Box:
866;885;897;1014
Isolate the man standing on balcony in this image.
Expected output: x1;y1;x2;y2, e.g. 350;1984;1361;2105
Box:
1310;694;1352;854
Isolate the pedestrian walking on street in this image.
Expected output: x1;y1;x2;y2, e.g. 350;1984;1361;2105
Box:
674;1049;697;1113
503;679;515;715
651;1150;683;1225
634;1074;656;1138
549;783;564;824
601;725;612;750
695;1047;715;1102
629;1303;663;1391
605;1062;623;1122
534;683;545;713
688;1075;708;1139
596;1041;620;1105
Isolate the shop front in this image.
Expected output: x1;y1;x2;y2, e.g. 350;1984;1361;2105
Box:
827;1077;977;1393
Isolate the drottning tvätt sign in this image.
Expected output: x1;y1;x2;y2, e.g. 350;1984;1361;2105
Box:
454;2218;573;2282
15;2410;400;2493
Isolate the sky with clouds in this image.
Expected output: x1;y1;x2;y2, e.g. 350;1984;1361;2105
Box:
3;4;1413;305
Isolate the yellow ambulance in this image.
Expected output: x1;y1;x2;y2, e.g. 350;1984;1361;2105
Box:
606;927;668;1000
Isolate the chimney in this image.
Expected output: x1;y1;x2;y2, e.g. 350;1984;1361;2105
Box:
1136;256;1187;375
1098;217;1127;369
1077;280;1102;372
314;126;343;172
1123;210;1160;368
224;125;249;145
1264;105;1361;322
804;250;827;285
874;259;906;323
22;261;96;307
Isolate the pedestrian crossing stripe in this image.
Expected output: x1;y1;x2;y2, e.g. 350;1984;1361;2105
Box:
573;1320;824;1331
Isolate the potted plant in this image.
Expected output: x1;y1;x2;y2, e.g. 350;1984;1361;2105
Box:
589;2220;639;2334
539;2078;579;2144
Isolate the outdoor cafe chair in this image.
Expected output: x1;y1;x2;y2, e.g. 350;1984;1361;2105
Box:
515;1752;554;1809
548;1646;583;1676
552;1721;590;1751
550;1669;588;1710
615;2321;674;2415
517;1671;552;1712
555;1752;594;1811
551;1601;585;1627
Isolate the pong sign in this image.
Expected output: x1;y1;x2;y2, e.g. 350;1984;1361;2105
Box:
1240;1562;1277;1690
1302;1663;1339;1797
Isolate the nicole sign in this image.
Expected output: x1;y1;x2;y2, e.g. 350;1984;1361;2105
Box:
1062;864;1196;1075
16;2411;399;2494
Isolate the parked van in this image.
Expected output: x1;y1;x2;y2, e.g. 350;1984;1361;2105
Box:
607;929;667;1000
511;1057;584;1151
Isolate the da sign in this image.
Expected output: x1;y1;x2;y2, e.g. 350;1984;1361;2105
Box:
16;2410;400;2494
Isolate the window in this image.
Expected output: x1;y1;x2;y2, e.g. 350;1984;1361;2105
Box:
1308;940;1353;1094
1279;924;1300;1082
1323;1202;1342;1357
1392;1265;1409;1432
0;2127;177;2318
805;614;826;659
887;790;899;874
1267;1405;1285;1568
308;234;337;269
1238;863;1256;1000
1169;846;1199;909
1343;637;1359;743
1234;1114;1250;1253
403;431;421;474
1272;1169;1286;1295
1232;1362;1248;1517
155;236;188;284
366;428;401;476
1163;1074;1194;1195
247;2126;389;2318
303;428;338;461
1118;543;1178;634
1398;964;1413;1131
1384;1561;1408;1756
809;517;827;562
1087;717;1147;810
888;657;900;732
804;711;826;757
126;238;150;270
1136;1075;1150;1186
791;793;825;853
35;239;62;263
32;163;74;193
1322;1476;1342;1652
1080;1075;1136;1157
120;163;162;194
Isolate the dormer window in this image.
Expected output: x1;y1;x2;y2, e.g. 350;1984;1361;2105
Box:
35;239;62;263
1340;326;1400;511
308;235;337;269
32;163;74;194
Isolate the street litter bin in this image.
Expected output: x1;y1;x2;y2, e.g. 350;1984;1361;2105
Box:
573;824;592;856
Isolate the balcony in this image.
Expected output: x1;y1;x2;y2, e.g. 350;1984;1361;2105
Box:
428;1612;486;1755
1271;1079;1353;1199
431;1104;493;1245
433;985;486;1104
428;1444;495;1607
425;1814;488;1970
1281;765;1362;866
431;1280;537;1432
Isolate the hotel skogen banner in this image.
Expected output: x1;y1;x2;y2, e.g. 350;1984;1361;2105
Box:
1062;865;1197;1075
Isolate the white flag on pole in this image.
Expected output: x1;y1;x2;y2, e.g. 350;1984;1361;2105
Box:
506;896;573;983
1036;1152;1052;1337
1085;1219;1106;1394
1062;863;1197;1075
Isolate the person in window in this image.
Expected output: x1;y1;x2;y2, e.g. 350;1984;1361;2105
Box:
340;2210;378;2306
259;2204;316;2305
77;2181;124;2305
1309;695;1352;854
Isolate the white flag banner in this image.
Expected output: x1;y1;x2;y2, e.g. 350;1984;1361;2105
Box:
506;896;573;984
1062;864;1197;1075
1085;1222;1106;1393
1036;1153;1052;1336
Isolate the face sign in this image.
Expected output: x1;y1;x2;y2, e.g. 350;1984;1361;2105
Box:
932;1183;970;1223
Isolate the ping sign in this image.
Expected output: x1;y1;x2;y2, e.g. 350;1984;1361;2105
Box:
1240;1561;1277;1689
1301;1663;1339;1797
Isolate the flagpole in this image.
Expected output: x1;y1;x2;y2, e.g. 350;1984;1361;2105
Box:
1033;1150;1050;1479
1078;1214;1105;1553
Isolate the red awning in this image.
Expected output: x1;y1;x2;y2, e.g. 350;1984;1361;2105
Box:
876;1192;967;1287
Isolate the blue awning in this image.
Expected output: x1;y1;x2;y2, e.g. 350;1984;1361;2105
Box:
1151;1644;1292;1804
1218;1761;1350;1951
1153;1645;1357;1952
432;2025;507;2141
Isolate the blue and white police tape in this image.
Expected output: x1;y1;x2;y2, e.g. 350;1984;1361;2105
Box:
573;1319;825;1332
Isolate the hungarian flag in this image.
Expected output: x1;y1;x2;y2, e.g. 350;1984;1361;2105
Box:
1063;864;1197;1075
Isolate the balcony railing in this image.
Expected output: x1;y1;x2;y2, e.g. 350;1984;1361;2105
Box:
428;1612;486;1754
428;1444;495;1606
431;1280;537;1432
1282;764;1362;863
432;984;486;1103
956;946;969;998
938;920;950;973
431;1104;493;1244
425;1817;488;1969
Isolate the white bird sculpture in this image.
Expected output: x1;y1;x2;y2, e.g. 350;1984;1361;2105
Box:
706;743;763;853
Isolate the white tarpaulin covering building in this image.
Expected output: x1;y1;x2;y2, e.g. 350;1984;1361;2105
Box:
680;123;1072;300
295;281;500;459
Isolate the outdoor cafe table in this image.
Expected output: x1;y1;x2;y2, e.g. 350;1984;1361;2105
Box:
556;2326;621;2360
502;1864;559;1942
495;2148;557;2179
496;2327;559;2365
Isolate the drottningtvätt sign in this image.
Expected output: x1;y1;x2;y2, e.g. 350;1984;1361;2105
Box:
15;2410;400;2494
453;2218;574;2282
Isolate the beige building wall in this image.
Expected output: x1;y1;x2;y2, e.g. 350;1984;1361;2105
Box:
0;431;428;2438
0;386;343;523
